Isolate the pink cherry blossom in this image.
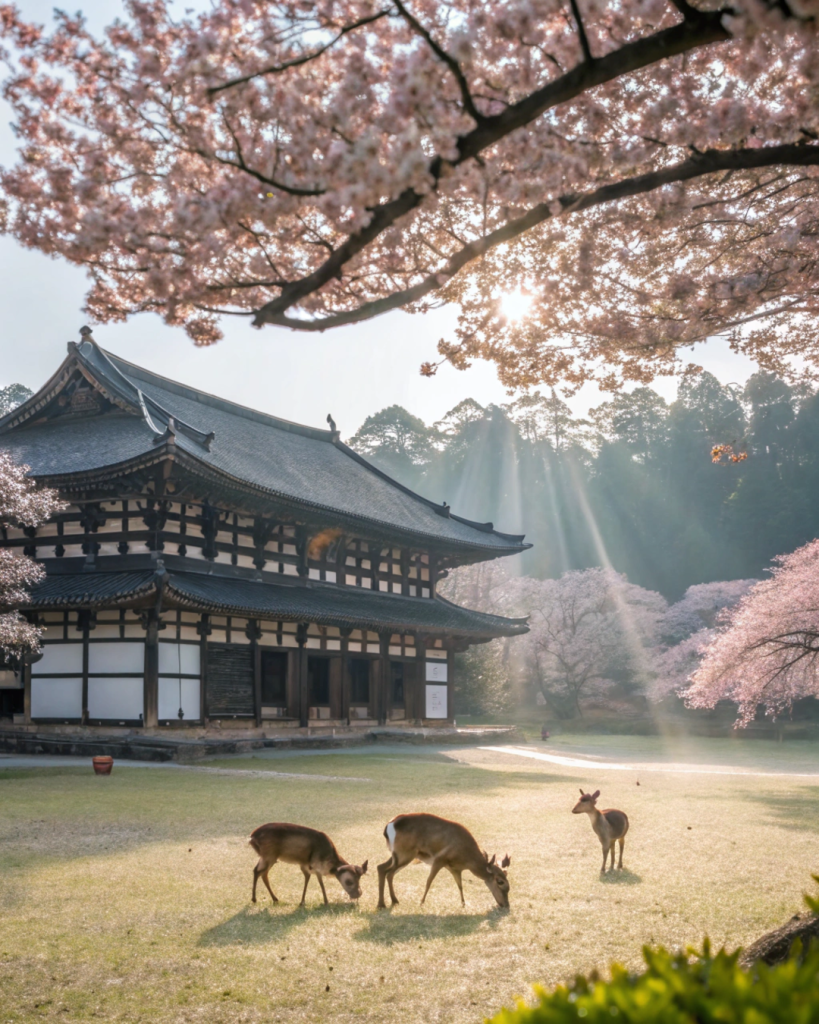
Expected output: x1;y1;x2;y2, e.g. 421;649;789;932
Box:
0;450;64;657
687;540;819;724
0;1;815;390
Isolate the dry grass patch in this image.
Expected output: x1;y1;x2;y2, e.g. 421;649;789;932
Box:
1;739;818;1024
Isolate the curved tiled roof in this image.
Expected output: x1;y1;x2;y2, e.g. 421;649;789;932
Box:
0;337;529;559
19;569;528;639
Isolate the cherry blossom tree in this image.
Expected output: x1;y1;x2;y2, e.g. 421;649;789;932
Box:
661;579;758;644
649;579;757;700
0;451;63;658
522;569;666;716
454;566;664;716
686;540;819;724
0;1;818;390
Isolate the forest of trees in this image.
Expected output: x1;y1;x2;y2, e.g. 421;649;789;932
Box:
348;370;819;600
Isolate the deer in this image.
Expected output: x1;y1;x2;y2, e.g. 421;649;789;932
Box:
377;812;511;910
249;822;368;906
572;789;629;873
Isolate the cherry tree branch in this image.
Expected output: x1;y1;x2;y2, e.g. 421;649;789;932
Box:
568;0;594;64
251;9;733;326
207;10;392;96
391;0;485;124
246;141;819;331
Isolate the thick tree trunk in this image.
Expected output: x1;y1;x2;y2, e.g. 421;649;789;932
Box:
738;914;819;969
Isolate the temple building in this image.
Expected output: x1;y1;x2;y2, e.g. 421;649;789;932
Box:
0;332;529;734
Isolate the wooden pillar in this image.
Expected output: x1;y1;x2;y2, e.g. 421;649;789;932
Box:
340;630;351;725
247;619;262;727
446;646;455;725
414;634;427;723
296;624;308;727
329;656;343;720
143;612;159;729
378;633;390;725
23;659;31;724
197;614;211;723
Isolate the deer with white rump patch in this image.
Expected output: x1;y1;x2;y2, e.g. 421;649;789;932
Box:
377;812;511;909
249;822;368;906
572;789;629;873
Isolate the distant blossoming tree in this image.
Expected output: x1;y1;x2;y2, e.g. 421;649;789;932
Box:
686;540;819;724
516;568;666;717
1;1;819;390
650;579;757;701
0;451;63;658
660;579;758;645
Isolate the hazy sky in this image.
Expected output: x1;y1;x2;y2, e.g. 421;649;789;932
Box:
0;0;760;437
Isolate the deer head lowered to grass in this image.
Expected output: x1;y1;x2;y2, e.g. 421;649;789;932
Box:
377;812;511;910
249;822;367;907
572;789;630;874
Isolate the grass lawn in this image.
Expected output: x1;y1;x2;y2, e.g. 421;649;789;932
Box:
2;737;819;1024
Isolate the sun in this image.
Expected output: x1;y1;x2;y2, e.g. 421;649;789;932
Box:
499;287;534;322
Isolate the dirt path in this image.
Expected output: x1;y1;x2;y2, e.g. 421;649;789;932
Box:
479;744;819;778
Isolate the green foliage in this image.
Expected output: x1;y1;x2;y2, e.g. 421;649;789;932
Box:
0;383;32;417
490;941;819;1024
453;640;515;716
348;369;819;599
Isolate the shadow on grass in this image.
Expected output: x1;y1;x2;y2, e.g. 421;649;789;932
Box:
599;869;642;885
353;909;503;945
738;788;819;833
198;902;359;946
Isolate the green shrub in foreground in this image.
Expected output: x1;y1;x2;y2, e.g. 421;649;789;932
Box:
489;939;819;1024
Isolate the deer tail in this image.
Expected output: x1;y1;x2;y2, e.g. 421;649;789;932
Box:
249;836;261;855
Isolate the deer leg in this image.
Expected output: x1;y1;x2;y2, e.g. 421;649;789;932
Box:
253;860;278;903
387;859;410;906
617;837;625;869
421;859;445;905
317;873;329;906
447;867;465;907
299;867;312;907
252;862;261;903
609;842;616;871
260;866;279;903
377;855;396;909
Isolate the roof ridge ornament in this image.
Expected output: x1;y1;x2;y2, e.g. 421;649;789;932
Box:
326;413;340;442
152;415;177;446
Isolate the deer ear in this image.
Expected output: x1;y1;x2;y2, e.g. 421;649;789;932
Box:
359;860;368;876
489;853;497;866
501;854;511;869
579;788;585;795
591;790;600;800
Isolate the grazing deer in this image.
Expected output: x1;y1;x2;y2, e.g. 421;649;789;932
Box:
572;789;629;873
249;823;368;906
377;812;511;910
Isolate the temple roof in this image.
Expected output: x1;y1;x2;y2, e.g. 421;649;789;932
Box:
20;568;529;640
0;335;529;561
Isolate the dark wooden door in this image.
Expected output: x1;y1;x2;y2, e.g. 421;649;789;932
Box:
205;643;255;717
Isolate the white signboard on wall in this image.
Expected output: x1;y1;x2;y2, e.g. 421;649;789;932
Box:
425;660;448;682
425;684;448;719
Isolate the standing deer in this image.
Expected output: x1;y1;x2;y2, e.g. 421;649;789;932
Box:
377;812;511;909
249;822;368;906
572;789;629;873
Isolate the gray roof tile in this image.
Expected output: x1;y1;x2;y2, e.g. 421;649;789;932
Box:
0;340;529;557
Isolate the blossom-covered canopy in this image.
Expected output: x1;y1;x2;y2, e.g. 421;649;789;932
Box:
1;0;818;390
